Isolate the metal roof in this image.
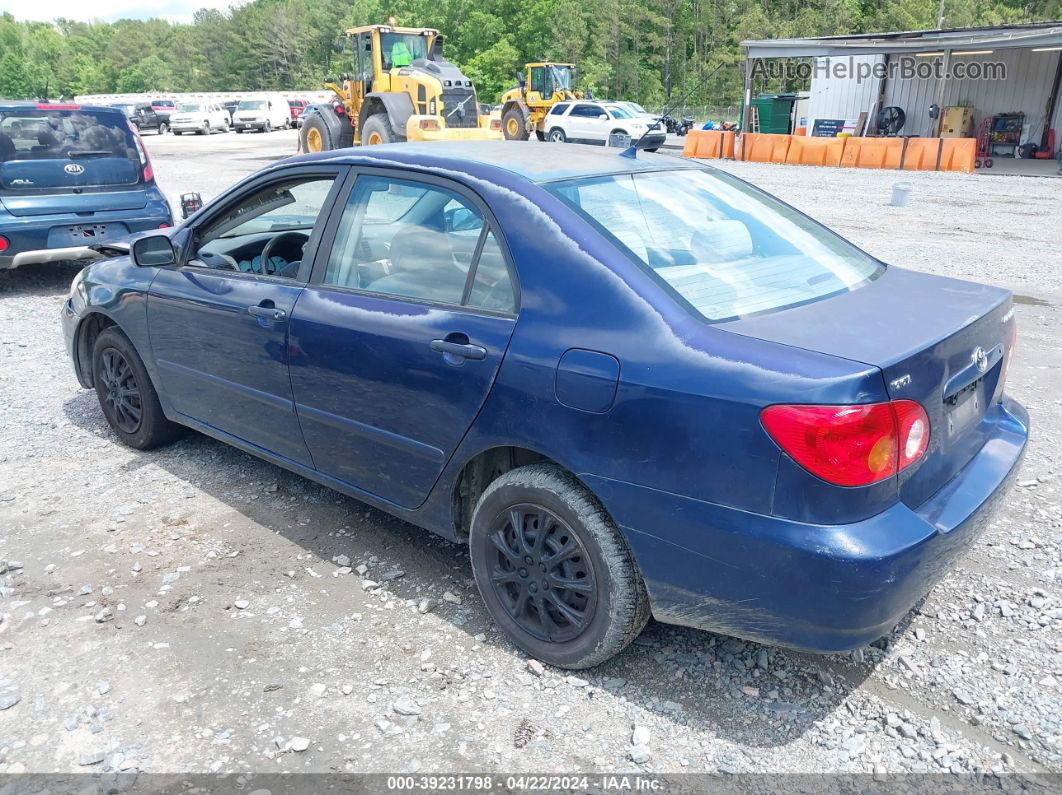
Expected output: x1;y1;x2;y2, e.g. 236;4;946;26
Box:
743;20;1062;58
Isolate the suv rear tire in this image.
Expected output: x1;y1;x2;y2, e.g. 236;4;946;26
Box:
469;464;650;669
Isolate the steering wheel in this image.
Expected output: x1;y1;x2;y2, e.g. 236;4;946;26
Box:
259;231;310;275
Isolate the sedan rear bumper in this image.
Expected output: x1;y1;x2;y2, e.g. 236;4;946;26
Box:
583;397;1028;652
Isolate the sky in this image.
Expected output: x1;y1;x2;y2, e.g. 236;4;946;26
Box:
0;0;237;23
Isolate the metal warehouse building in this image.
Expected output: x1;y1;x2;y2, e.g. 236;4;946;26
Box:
742;21;1062;175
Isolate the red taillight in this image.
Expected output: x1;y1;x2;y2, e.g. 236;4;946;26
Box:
129;124;153;182
761;400;930;487
0;235;8;253
158;223;170;229
333;103;345;116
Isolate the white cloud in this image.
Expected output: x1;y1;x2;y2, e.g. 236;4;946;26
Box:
0;0;238;23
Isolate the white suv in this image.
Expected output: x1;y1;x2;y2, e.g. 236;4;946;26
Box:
544;101;665;151
170;102;230;135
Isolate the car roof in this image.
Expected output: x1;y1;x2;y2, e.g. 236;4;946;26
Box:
296;141;703;183
0;103;127;115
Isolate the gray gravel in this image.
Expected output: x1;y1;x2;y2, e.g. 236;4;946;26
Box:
0;131;1059;777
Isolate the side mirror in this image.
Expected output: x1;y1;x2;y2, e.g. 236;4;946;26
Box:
132;235;176;268
445;207;479;232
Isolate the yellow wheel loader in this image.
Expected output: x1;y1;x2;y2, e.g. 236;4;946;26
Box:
499;62;577;141
299;24;502;152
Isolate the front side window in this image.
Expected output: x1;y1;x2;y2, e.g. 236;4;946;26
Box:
548;169;882;322
190;176;336;278
323;175;515;312
381;33;427;69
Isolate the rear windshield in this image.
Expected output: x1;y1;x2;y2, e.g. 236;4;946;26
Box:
152;100;174;108
0;109;141;194
548;169;883;322
238;100;266;110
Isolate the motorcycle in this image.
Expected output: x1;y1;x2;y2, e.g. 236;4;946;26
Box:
659;114;695;136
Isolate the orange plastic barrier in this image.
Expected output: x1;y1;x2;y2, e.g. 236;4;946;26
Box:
839;137;904;169
939;138;976;173
682;129;736;159
901;138;943;171
784;135;846;166
738;133;791;163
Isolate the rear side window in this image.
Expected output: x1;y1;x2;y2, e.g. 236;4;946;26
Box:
0;109;141;193
550;103;570;116
549;169;882;322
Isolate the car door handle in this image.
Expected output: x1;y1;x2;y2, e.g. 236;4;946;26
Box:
248;304;287;321
431;339;487;360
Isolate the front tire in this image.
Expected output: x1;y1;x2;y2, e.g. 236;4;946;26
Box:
503;108;529;141
263;120;272;133
361;113;396;146
158;122;168;135
300;113;334;153
469;464;650;669
547;127;566;143
92;327;182;450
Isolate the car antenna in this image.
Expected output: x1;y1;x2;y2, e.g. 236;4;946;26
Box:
621;61;727;159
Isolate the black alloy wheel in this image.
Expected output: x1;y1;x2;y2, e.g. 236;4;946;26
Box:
97;347;142;434
486;504;598;643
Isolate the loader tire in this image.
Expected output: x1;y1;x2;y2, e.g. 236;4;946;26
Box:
361;114;397;146
300;113;334;153
503;108;529;141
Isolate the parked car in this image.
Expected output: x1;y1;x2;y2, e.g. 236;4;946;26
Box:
130;103;169;135
150;99;175;116
544;101;665;151
286;99;308;128
0;103;172;269
61;141;1026;669
231;95;290;133
295;107;310;129
170;101;230;135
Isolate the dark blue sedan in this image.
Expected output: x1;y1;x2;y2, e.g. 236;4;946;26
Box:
60;141;1027;668
1;103;173;269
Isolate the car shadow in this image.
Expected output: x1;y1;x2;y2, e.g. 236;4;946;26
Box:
0;261;83;297
62;389;907;752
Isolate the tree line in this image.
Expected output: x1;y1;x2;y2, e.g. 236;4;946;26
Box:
0;0;1058;112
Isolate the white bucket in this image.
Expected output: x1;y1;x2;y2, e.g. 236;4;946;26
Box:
890;182;913;207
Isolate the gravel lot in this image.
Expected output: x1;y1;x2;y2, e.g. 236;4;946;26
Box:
1;130;1060;781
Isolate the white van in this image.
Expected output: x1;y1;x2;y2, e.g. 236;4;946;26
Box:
232;95;290;133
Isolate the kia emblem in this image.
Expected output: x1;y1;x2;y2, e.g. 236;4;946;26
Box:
64;163;85;175
972;346;988;373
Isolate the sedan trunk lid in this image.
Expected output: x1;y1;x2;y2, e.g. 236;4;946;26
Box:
722;266;1015;507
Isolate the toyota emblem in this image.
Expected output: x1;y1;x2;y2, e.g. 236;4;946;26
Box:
972;346;988;373
64;163;85;175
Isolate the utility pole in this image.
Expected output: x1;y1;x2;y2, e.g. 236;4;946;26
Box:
937;0;945;29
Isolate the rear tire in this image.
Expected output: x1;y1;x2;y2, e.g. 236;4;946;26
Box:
92;327;182;450
547;127;566;143
469;464;651;669
503;108;529;141
361;113;396;146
